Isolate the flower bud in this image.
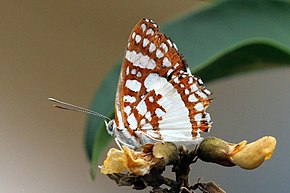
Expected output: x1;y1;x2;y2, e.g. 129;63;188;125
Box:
197;136;276;170
197;137;235;167
152;142;178;165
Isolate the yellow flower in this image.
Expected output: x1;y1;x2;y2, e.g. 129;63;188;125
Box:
122;145;157;176
228;136;276;170
197;136;277;170
100;142;178;176
100;148;126;174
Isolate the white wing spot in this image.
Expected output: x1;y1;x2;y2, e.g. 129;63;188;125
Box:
124;106;132;115
173;63;179;69
125;79;141;92
156;49;164;59
198;78;204;85
204;89;211;95
205;113;211;122
131;69;136;75
116;109;125;130
137;71;142;77
173;77;180;84
146;28;154;36
190;84;198;92
140;118;146;125
132;32;136;39
125;50;135;63
148;96;154;102
149;43;156;53
166;69;174;77
127;113;137;130
135;35;141;44
147;58;156;69
188;77;193;84
136;100;147;116
173;43;178;50
140;23;146;32
180;84;185;88
125;50;156;69
184;89;190;95
145;111;152;121
196;90;207;99
137;54;150;68
144;73;158;92
167;39;173;47
126;66;129;75
194;113;203;121
186;67;192;75
162;57;171;67
124;95;136;103
194;102;204;111
196;121;201;126
188;94;198;102
160;43;168;53
155;108;165;118
142;38;149;47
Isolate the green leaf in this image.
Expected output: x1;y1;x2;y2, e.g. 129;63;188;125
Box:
86;0;290;179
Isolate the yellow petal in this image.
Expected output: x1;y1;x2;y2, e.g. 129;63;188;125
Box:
100;145;163;176
100;148;126;174
229;136;276;170
123;146;157;176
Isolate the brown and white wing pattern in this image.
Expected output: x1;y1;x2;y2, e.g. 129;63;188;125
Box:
114;19;212;147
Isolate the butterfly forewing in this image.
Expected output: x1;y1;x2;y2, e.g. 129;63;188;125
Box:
115;19;212;147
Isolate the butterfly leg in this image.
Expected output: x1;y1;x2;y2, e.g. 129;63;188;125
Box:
114;138;123;149
114;138;135;149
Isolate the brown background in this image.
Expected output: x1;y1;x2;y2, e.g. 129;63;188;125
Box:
0;1;289;193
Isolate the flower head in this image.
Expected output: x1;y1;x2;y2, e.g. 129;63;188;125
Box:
100;142;178;176
197;136;276;170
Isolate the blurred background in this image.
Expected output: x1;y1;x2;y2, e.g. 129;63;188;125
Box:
0;1;289;193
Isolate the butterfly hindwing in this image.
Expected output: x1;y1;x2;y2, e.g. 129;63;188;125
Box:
114;19;212;146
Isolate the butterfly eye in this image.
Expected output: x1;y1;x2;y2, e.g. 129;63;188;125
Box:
105;120;116;136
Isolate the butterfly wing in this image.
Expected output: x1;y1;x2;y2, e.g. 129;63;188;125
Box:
115;19;212;146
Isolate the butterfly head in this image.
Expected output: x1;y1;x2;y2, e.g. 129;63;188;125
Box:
105;119;117;136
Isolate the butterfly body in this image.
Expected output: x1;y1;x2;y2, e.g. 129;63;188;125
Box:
106;19;212;149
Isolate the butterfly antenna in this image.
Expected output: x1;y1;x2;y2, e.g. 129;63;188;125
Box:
48;97;111;121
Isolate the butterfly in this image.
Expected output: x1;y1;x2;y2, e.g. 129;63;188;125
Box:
105;18;212;149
